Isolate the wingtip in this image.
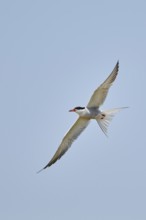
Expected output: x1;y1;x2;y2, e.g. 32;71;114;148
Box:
36;166;46;174
36;168;44;174
116;60;119;69
37;162;52;174
114;60;119;74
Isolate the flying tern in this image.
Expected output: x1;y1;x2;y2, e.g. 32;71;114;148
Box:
38;61;126;172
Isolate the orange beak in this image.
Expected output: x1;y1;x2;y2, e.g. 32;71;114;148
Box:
69;108;75;112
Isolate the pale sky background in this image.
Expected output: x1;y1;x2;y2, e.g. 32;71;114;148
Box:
0;0;146;219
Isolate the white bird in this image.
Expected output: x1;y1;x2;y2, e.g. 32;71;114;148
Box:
38;61;126;172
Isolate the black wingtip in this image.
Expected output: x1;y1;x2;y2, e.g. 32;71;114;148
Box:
36;167;45;174
36;162;51;174
115;60;119;73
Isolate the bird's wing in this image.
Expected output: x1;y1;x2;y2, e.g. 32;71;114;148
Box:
42;117;90;169
87;61;119;108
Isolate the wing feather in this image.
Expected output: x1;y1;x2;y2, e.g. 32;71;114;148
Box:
87;61;119;108
42;117;90;169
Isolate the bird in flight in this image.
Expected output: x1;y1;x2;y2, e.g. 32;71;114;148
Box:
38;61;126;172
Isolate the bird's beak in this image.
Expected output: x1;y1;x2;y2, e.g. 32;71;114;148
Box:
69;108;75;112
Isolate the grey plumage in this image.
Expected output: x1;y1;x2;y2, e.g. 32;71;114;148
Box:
38;61;126;172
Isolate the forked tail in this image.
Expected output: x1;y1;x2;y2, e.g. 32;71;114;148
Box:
96;107;127;136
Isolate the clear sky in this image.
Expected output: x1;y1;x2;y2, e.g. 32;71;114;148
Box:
0;0;146;219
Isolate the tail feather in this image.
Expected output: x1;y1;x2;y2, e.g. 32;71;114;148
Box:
96;107;127;136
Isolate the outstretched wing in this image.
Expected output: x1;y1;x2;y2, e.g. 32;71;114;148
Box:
39;117;90;171
87;61;119;108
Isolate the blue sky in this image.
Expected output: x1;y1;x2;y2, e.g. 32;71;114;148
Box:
0;0;146;219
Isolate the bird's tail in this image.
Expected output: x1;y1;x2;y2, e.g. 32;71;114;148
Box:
96;107;127;136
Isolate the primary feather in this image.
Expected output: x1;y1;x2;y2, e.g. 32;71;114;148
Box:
87;61;119;108
43;118;89;169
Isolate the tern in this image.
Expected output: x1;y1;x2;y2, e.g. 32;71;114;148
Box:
38;61;126;172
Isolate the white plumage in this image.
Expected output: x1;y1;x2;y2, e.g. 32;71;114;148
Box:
38;61;127;172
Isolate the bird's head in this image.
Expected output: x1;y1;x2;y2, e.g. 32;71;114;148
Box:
69;106;85;116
